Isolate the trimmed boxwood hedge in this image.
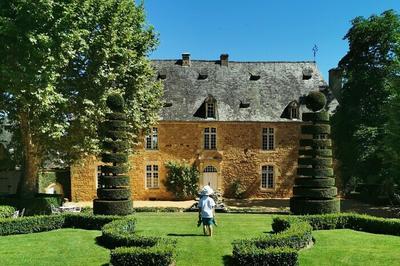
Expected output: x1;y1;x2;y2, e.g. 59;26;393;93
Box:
100;175;130;187
93;199;132;215
297;167;334;177
97;188;131;200
0;215;64;236
103;120;127;130
103;140;129;151
105;130;128;140
101;153;128;163
299;139;332;148
302;111;329;122
232;218;312;265
234;213;400;265
101;165;129;175
0;213;177;266
298;149;332;157
106;112;127;121
106;94;125;112
290;198;340;214
298;157;332;167
110;243;176;266
301;124;331;135
292;187;337;198
294;178;335;187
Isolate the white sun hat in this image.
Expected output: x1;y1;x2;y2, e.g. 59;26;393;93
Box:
200;185;214;196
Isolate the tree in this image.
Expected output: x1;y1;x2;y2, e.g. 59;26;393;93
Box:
331;10;400;193
0;0;162;197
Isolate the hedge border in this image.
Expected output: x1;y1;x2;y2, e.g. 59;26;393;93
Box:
233;213;400;265
0;213;177;265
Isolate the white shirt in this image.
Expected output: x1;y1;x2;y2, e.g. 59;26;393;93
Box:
198;196;216;218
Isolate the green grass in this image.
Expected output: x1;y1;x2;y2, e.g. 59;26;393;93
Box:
1;213;400;266
299;229;400;266
0;229;109;266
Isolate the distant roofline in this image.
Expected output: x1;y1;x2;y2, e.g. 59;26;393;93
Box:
151;59;316;64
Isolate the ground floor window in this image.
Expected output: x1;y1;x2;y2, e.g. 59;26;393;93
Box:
146;165;159;188
261;165;274;189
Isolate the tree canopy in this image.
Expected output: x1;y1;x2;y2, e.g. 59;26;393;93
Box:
0;0;163;196
332;10;400;194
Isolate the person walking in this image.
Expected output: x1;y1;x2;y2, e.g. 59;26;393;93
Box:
198;185;216;236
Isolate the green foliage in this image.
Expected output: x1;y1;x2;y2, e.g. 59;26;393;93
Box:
0;205;16;218
305;91;327;112
93;200;132;215
0;215;64;236
290;198;340;215
110;243;176;266
331;10;400;193
63;213;123;230
106;94;125;112
164;161;199;200
230;179;246;199
100;175;130;187
0;195;62;216
0;0;163;195
97;189;131;200
232;218;311;265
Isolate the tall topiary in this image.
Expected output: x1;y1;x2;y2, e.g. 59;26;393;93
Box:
290;91;340;214
93;94;132;215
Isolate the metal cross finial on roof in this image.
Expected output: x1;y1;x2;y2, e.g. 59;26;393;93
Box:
312;45;318;62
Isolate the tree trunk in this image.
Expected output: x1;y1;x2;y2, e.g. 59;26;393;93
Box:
17;111;40;198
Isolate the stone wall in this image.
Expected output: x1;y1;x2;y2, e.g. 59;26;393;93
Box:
70;121;301;201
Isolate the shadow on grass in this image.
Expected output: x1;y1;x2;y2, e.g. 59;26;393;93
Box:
223;255;233;266
167;233;205;237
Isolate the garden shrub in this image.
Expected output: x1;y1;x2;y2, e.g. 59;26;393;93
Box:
132;207;184;213
164;161;199;200
232;244;298;266
62;213;123;230
230;179;246;199
0;215;64;236
110;241;176;266
232;218;312;265
0;194;62;216
0;205;16;218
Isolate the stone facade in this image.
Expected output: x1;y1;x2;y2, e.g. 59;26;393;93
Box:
71;121;301;201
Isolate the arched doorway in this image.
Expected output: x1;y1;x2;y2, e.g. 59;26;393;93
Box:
202;166;218;190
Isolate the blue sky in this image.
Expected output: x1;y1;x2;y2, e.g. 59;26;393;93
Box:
142;0;399;79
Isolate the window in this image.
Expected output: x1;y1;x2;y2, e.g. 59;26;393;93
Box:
203;165;217;173
262;128;275;150
204;127;217;150
145;127;158;150
261;165;274;189
146;165;159;188
289;102;299;119
206;102;215;118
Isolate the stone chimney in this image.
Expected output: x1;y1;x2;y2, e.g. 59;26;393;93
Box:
182;53;191;67
220;54;229;66
329;68;343;100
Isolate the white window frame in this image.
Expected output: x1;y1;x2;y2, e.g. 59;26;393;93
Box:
204;127;217;150
145;127;158;150
261;165;274;189
262;128;275;150
145;164;159;189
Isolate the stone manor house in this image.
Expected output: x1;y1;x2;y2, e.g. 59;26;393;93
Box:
70;53;339;201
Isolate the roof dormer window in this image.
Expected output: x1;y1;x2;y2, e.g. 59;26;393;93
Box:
289;101;299;119
250;74;261;81
198;73;208;80
302;69;313;80
206;102;215;118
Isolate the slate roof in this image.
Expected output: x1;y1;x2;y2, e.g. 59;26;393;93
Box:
152;59;331;122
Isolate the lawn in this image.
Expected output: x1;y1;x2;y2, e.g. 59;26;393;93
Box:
0;213;399;266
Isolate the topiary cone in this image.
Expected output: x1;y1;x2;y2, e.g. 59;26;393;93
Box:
93;93;132;215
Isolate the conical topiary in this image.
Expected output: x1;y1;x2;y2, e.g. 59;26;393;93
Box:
290;91;340;214
93;93;132;215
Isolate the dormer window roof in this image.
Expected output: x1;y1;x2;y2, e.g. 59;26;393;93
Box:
198;73;208;80
302;68;313;80
249;73;261;80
